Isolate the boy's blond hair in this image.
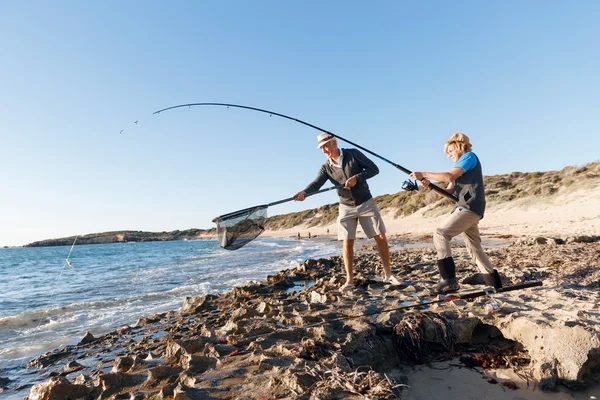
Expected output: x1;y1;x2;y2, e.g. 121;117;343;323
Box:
444;132;472;154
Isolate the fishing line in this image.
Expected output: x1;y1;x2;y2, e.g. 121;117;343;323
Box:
17;236;79;368
121;103;458;202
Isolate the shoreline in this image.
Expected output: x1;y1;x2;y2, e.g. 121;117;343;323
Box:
4;238;599;399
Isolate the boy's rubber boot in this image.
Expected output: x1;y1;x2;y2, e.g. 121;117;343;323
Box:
432;257;460;294
483;269;503;289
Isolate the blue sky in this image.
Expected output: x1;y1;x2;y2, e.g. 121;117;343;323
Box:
1;1;599;246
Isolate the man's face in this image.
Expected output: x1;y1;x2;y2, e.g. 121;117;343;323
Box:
320;140;338;159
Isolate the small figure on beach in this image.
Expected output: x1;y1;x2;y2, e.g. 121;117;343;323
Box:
308;232;311;239
410;133;502;294
297;232;301;240
294;133;400;291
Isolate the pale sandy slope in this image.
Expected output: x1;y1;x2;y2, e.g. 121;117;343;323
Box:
263;181;600;239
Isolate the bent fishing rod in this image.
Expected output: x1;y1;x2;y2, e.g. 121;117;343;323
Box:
153;103;459;202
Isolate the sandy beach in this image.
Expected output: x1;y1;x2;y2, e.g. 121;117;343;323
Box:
263;182;600;241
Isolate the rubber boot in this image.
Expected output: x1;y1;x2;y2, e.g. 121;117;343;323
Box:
483;269;503;289
432;257;460;294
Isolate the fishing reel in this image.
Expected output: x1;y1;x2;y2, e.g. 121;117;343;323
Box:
402;179;419;192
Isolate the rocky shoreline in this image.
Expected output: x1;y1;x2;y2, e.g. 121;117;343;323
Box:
3;238;599;399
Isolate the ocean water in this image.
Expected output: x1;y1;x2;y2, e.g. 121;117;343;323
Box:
0;238;341;370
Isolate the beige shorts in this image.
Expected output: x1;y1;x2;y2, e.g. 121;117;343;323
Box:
337;198;386;240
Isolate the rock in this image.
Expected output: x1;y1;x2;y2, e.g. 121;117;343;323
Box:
92;372;141;398
73;374;91;385
495;314;600;389
112;356;135;373
230;307;260;321
146;366;183;384
181;354;220;373
181;294;218;314
450;318;481;344
281;370;318;394
255;301;271;314
28;376;89;400
565;235;596;244
78;331;96;345
0;376;12;388
309;291;328;304
165;339;207;362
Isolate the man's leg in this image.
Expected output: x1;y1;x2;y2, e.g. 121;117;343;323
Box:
357;199;393;280
373;233;392;279
342;239;355;286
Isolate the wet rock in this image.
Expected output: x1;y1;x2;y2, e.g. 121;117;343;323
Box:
28;376;89;400
58;360;84;376
0;376;12;388
28;347;73;368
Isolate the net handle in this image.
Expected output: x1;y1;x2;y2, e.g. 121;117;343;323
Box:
212;185;343;222
268;185;344;207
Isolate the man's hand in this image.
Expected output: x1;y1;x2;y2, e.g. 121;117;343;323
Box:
421;178;431;188
344;175;358;189
294;191;306;201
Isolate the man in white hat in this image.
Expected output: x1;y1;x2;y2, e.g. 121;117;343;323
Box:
294;133;400;291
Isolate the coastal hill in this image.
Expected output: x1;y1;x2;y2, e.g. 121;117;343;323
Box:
24;229;215;247
25;162;599;247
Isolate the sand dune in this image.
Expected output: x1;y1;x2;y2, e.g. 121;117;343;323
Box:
263;181;600;240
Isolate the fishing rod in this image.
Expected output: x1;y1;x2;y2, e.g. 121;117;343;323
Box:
230;280;543;342
152;103;459;202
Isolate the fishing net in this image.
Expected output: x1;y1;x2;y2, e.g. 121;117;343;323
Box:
212;206;268;250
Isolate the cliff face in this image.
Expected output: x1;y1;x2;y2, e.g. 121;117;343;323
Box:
25;229;215;247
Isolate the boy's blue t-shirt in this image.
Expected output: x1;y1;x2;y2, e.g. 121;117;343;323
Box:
454;152;477;172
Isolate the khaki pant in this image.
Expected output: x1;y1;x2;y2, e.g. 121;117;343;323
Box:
337;198;386;240
433;208;494;274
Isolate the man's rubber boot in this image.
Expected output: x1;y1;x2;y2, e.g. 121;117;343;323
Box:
483;269;503;289
432;257;460;294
